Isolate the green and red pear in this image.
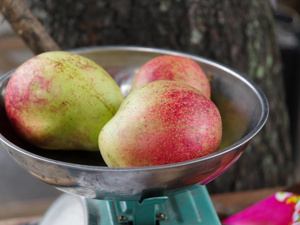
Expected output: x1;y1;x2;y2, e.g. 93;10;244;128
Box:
99;80;222;167
130;55;211;98
5;51;124;151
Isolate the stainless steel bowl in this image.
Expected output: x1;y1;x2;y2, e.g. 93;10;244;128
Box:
0;46;268;201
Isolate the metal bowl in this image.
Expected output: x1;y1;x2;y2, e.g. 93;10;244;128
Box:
0;46;268;201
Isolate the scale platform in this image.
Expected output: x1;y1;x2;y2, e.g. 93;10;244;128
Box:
41;185;219;225
0;47;268;224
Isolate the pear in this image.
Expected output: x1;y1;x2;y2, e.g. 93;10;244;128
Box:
99;80;222;167
5;51;124;151
130;55;211;98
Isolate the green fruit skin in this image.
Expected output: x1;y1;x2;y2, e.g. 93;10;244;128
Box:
5;51;124;151
99;80;222;167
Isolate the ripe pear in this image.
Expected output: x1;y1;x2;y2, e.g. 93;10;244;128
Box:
99;80;222;167
130;55;211;98
5;51;124;151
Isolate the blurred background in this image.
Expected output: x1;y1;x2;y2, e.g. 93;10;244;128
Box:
0;0;299;221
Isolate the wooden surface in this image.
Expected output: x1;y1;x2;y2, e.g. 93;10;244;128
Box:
0;216;40;225
212;186;284;219
0;197;57;221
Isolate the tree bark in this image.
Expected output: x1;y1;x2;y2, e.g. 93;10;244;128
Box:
27;0;294;193
0;0;60;54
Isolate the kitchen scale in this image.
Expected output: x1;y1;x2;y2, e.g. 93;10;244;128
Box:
0;46;268;225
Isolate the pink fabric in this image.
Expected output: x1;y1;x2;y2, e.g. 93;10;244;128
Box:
223;192;300;225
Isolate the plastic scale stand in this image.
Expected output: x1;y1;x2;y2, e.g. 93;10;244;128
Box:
40;185;221;225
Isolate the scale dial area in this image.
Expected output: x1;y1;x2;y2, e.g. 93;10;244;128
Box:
0;47;268;201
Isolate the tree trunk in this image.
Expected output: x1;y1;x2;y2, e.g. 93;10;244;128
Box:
27;0;294;193
0;0;60;54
